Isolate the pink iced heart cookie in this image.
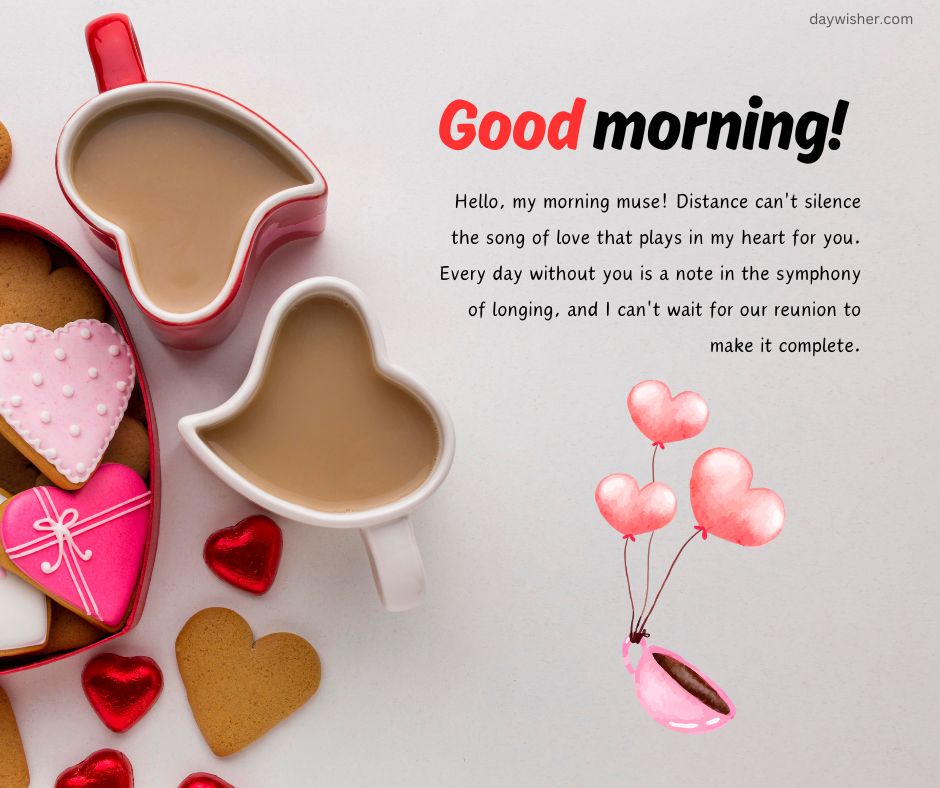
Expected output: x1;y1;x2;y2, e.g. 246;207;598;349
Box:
0;464;150;630
0;319;135;487
595;473;677;538
690;448;785;547
627;380;708;446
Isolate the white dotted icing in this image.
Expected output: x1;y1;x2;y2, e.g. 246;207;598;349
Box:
0;320;137;487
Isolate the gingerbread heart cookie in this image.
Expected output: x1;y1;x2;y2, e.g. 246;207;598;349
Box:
0;121;11;181
176;607;321;756
41;602;106;654
0;433;40;495
0;230;106;329
102;415;150;479
0;319;135;488
0;685;29;787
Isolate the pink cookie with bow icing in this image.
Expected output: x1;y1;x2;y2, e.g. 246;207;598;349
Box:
0;319;135;487
0;463;151;630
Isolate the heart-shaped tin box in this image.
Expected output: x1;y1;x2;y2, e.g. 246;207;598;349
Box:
56;14;328;350
0;214;159;674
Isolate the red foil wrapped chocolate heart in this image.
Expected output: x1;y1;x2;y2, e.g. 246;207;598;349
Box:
55;749;133;788
179;774;235;788
81;653;163;733
204;515;283;595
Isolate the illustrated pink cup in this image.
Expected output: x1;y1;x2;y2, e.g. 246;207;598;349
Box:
622;637;735;733
55;14;328;349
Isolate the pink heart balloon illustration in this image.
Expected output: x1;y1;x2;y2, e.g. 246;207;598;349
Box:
595;474;677;538
690;448;784;547
627;380;708;445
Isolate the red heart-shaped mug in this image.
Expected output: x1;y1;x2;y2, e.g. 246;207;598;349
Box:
56;14;328;349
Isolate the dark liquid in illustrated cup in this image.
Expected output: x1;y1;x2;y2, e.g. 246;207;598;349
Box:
652;652;730;715
71;100;311;313
200;295;441;513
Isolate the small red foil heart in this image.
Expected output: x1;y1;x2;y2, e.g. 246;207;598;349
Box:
55;749;133;788
204;515;283;595
82;653;163;733
179;774;235;788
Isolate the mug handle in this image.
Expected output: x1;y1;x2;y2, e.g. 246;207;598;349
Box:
359;517;427;612
86;13;147;93
622;637;636;674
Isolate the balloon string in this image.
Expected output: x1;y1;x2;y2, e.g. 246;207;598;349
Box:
624;537;635;635
638;533;653;626
637;530;699;634
635;443;659;633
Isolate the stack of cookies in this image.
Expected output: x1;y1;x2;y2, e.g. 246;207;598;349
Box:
0;230;153;668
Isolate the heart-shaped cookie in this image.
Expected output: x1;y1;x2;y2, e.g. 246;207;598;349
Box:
627;380;708;446
40;602;105;655
0;686;29;788
82;653;163;732
0;319;135;487
0;464;151;630
55;749;133;788
204;515;283;595
0;121;11;181
0;433;42;494
690;448;785;547
0;230;107;329
595;474;677;538
176;607;321;757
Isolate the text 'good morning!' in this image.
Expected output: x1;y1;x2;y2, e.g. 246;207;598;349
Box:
439;97;849;164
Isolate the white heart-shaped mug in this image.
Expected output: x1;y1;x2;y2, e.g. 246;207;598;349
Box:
178;277;456;611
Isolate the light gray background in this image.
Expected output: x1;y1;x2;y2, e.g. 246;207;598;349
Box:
1;1;938;785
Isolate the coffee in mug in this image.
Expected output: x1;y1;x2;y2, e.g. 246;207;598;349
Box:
198;294;441;512
70;99;313;314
